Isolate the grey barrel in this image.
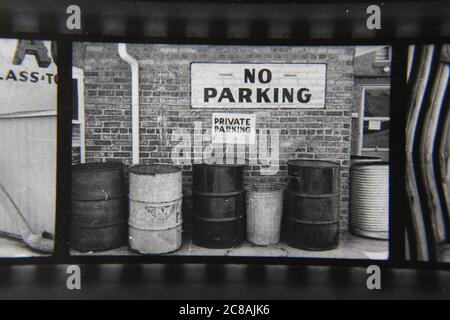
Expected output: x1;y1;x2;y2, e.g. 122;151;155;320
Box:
245;183;285;246
128;164;183;254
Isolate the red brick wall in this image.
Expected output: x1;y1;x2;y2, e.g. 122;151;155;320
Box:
73;43;354;230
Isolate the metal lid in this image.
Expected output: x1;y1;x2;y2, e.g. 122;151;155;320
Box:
72;162;123;172
193;163;246;168
245;183;286;194
287;159;340;168
351;161;389;167
129;164;182;175
350;155;382;161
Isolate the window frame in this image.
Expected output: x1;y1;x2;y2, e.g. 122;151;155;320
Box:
357;85;390;154
72;67;85;163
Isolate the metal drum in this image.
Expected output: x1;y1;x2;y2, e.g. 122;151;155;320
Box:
286;160;341;251
128;164;183;254
192;164;245;248
350;162;389;240
245;183;285;246
71;162;127;252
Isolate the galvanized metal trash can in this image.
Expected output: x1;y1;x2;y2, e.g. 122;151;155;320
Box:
350;162;389;240
71;162;128;252
128;164;183;254
245;183;285;246
285;160;341;251
192;164;245;249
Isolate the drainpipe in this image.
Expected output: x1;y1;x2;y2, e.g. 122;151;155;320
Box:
118;43;140;165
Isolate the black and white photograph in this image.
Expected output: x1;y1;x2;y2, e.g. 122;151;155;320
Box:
71;43;391;260
0;0;450;303
0;39;57;257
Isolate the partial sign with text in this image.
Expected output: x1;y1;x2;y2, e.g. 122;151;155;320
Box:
212;113;256;144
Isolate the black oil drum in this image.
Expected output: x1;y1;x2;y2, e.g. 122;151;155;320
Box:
192;164;245;248
71;162;128;252
285;160;341;251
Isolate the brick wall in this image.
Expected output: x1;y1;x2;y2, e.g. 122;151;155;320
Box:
73;43;354;230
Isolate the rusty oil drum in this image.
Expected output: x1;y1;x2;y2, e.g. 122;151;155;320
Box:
128;164;183;254
192;164;245;248
71;162;127;252
285;160;341;251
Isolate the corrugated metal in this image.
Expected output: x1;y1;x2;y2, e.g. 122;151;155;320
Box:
350;163;389;240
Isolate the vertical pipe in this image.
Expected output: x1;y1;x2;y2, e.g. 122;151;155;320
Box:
118;43;140;165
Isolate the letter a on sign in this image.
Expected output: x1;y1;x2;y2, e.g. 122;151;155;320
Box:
13;40;52;68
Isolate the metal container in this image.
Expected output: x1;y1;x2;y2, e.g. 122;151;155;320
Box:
350;162;389;240
285;160;341;251
192;164;245;248
71;162;127;252
245;183;285;245
350;155;382;166
128;164;183;254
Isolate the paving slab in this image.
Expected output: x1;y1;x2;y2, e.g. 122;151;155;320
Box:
71;232;389;260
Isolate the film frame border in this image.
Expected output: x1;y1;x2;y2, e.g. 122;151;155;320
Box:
0;0;447;272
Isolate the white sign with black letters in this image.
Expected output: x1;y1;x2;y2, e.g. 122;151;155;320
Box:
212;113;256;144
0;40;57;115
191;63;326;109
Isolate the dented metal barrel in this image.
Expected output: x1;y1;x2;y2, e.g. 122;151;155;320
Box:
71;162;127;252
192;164;245;248
350;162;389;240
128;164;183;254
285;160;341;251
